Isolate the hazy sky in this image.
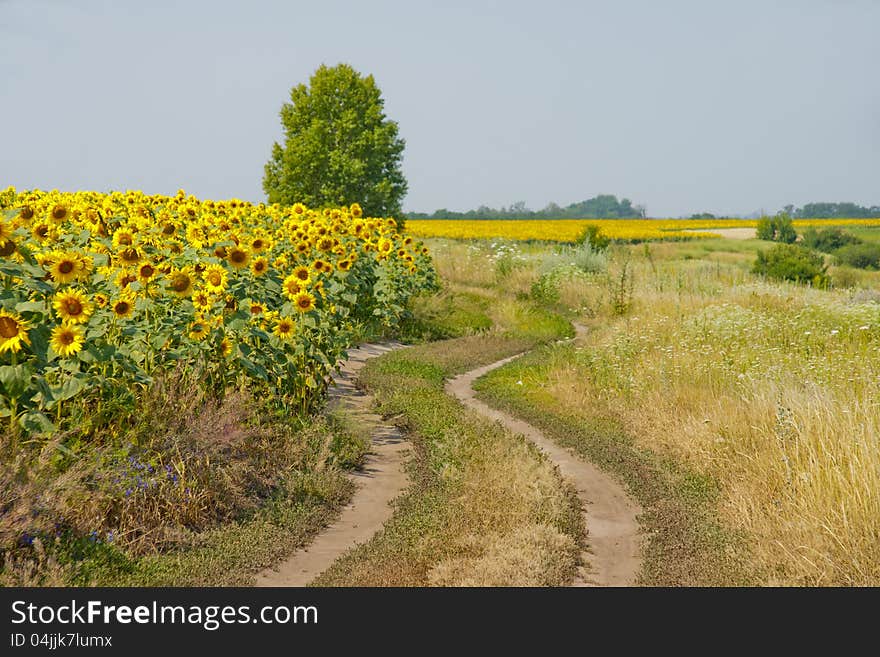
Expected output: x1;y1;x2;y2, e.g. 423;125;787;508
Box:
1;0;877;217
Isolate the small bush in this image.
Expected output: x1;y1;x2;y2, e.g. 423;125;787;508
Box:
756;213;797;243
575;225;611;251
834;243;880;270
752;243;829;287
801;227;862;253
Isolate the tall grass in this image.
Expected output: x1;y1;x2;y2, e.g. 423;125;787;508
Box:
540;247;880;584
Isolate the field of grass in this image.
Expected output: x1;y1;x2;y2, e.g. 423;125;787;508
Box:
459;233;880;585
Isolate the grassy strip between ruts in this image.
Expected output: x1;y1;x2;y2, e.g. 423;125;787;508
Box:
472;342;754;586
313;326;584;586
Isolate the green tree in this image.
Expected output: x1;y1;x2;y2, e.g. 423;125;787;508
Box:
263;63;407;218
756;212;796;243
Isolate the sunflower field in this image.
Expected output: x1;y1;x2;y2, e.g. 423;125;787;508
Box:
0;187;436;437
406;217;880;243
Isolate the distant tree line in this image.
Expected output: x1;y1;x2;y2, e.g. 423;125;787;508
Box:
408;194;646;220
781;202;880;219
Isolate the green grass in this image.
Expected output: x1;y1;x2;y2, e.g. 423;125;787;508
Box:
314;332;583;586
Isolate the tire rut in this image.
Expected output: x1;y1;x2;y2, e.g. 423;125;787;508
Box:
445;327;642;586
254;342;409;587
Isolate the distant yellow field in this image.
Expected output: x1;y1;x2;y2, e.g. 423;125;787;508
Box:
407;218;880;243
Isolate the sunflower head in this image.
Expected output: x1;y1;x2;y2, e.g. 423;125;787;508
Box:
272;316;295;341
227;246;250;269
293;291;316;313
167;269;194;297
282;273;302;300
251;257;269;276
202;264;228;294
50;204;69;222
48;252;80;284
0;310;30;354
293;265;311;283
112;295;135;319
50;324;85;358
188;319;209;341
137;262;156;282
53;289;93;325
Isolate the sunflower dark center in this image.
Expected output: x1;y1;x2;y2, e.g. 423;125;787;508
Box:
52;206;67;220
58;261;75;274
171;275;190;292
0;317;19;338
58;331;75;346
64;299;83;316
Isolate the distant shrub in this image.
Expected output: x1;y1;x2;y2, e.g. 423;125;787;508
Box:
801;227;862;253
752;243;829;287
834;243;880;270
539;241;607;276
756;213;797;243
575;225;611;251
831;267;861;290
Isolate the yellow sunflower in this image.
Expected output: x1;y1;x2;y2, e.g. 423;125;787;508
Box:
226;246;250;270
111;228;136;249
251;256;269;276
50;324;85;358
292;265;311;283
53;289;93;325
0;219;14;244
219;338;233;358
48;252;80;284
191;289;214;312
272;316;295;341
137;262;157;283
281;273;302;300
167;268;195;297
0;310;29;354
202;264;228;294
116;247;142;267
292;291;316;313
31;222;53;243
248;301;265;316
111;295;136;319
250;235;270;253
188;319;209;341
49;204;69;223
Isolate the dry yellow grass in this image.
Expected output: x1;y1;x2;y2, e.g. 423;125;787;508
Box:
541;254;880;584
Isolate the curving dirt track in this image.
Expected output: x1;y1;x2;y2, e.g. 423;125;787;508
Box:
254;342;409;587
445;327;642;586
